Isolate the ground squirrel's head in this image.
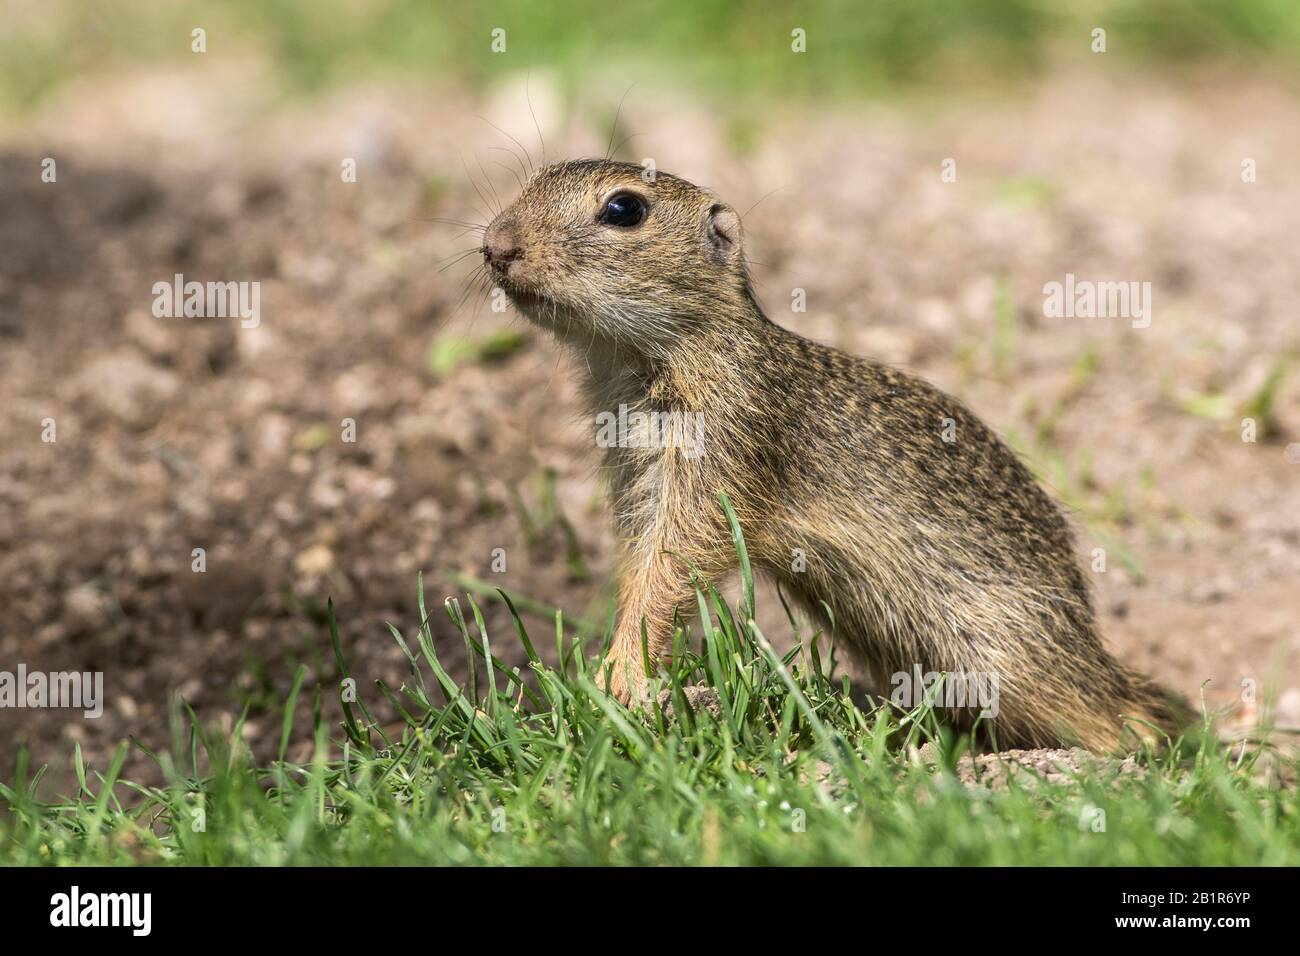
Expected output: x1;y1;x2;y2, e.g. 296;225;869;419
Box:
482;159;750;354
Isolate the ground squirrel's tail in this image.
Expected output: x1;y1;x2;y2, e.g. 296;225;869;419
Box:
1109;669;1195;750
1055;667;1193;753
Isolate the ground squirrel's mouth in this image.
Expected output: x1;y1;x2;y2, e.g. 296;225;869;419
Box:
509;289;544;308
500;283;549;311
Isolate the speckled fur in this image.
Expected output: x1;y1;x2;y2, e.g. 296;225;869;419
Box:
481;159;1187;751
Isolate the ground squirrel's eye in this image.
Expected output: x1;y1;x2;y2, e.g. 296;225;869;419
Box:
599;192;646;227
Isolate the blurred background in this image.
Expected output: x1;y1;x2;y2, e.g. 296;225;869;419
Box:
2;0;1298;786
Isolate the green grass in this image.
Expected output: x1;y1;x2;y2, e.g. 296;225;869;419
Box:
2;497;1297;866
428;328;530;378
6;0;1300;114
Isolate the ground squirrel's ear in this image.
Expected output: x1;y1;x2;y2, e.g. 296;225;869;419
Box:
706;203;741;264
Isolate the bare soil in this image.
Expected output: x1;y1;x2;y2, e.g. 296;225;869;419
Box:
2;67;1297;789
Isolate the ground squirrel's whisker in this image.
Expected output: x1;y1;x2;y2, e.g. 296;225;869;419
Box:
477;116;535;175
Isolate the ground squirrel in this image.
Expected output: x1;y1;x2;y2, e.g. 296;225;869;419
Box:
480;158;1186;751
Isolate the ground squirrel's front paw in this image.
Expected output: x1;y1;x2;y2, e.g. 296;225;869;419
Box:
600;661;648;707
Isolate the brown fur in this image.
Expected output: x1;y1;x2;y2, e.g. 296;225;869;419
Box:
480;159;1188;751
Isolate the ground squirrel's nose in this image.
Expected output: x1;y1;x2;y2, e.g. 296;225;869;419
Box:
482;222;523;272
